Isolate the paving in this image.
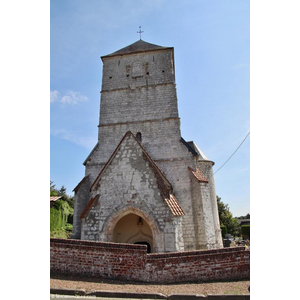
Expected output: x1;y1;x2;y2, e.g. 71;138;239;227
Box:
50;288;250;300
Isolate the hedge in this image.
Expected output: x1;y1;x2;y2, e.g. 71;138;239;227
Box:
50;200;73;232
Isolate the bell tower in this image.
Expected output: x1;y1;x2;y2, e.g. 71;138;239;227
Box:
81;39;188;181
72;39;223;252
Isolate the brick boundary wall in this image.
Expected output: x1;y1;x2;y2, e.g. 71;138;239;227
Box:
50;238;250;283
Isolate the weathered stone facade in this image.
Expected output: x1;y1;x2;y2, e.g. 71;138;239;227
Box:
72;40;223;252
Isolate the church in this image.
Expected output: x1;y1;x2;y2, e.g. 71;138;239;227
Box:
72;39;223;253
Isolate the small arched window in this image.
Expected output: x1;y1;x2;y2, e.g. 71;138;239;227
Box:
136;132;142;142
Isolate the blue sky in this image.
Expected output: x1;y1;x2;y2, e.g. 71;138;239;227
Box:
50;0;250;217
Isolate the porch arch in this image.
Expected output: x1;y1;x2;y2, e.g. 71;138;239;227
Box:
100;205;164;253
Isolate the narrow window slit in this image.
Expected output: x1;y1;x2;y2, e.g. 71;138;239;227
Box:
136;132;142;142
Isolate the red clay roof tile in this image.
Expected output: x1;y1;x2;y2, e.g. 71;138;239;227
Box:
188;167;209;183
50;196;62;202
165;194;185;216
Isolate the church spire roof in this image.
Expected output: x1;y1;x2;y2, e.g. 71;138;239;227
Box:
101;40;172;59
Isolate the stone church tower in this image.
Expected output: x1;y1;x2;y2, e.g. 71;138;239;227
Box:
72;40;223;252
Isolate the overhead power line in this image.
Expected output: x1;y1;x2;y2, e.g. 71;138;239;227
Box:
213;132;250;175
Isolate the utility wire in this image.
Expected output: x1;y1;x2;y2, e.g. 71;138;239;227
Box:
213;132;250;175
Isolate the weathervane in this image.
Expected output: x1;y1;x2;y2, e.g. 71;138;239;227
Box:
137;26;144;40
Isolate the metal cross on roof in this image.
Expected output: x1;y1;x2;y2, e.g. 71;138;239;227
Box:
137;26;144;40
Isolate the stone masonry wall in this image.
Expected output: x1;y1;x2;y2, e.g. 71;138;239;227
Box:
81;133;184;252
100;50;175;98
87;118;187;172
158;158;198;251
197;161;223;248
50;238;250;283
72;176;92;239
99;85;179;125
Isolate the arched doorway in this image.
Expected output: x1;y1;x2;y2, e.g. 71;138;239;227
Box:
112;213;153;252
134;241;151;253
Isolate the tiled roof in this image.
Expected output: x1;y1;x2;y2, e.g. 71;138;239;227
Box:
188;167;209;183
50;196;61;202
164;194;185;216
102;40;172;59
80;194;100;219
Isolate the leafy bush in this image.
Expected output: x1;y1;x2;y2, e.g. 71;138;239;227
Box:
50;226;73;239
50;200;73;232
217;196;241;237
67;214;73;224
50;207;64;231
50;181;74;239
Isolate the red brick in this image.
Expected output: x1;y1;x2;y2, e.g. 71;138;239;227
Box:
50;238;249;283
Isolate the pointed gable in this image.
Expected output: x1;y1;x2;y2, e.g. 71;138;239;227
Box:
89;131;135;192
87;131;184;216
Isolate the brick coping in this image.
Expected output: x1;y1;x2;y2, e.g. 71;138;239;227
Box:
50;238;147;250
50;238;247;256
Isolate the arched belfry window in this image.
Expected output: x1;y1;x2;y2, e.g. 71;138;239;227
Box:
136;132;142;142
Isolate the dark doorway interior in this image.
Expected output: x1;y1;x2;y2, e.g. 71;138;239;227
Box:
134;241;151;253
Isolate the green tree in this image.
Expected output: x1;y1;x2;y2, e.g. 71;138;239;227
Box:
58;185;74;208
58;185;67;196
50;181;74;208
237;213;250;219
217;196;240;237
50;180;59;196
